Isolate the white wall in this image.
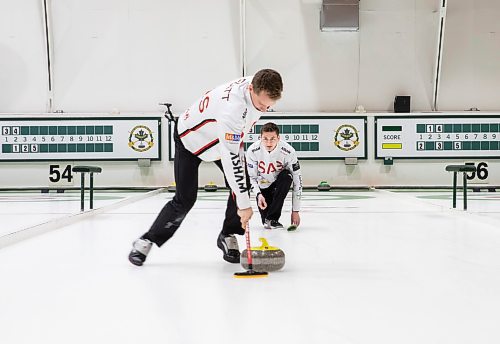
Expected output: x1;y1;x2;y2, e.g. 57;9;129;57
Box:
1;0;499;114
439;0;500;111
1;0;500;189
0;0;48;112
246;0;439;112
50;0;241;113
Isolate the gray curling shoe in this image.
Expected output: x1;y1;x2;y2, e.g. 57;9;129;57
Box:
217;232;240;263
264;219;284;230
128;238;152;266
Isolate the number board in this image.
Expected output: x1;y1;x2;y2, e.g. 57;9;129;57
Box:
376;115;500;159
245;116;367;159
0;116;161;161
168;115;367;160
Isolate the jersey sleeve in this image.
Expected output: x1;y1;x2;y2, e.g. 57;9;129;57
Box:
245;143;261;196
286;150;302;212
216;102;251;209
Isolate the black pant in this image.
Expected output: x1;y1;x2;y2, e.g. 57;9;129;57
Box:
258;169;293;224
144;124;247;247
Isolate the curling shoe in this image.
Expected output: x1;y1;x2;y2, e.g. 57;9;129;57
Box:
128;237;153;266
264;219;284;230
217;231;240;264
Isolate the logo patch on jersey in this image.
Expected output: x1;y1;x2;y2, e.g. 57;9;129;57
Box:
247;163;254;168
292;161;300;171
281;146;291;154
258;161;283;174
225;133;242;142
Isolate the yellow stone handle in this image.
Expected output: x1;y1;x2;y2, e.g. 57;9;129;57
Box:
249;237;280;251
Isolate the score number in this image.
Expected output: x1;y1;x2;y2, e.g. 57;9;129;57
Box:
49;164;73;183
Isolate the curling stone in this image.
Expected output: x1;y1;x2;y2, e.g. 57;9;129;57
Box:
317;181;331;191
167;182;176;193
204;182;218;192
241;237;285;272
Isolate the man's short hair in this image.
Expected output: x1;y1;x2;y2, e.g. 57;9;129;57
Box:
260;122;280;136
252;69;283;100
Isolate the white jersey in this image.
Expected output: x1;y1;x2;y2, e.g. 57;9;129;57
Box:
177;76;262;209
246;140;302;211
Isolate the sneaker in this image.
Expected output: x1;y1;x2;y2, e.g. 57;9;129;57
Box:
264;219;284;230
128;237;153;266
217;231;240;263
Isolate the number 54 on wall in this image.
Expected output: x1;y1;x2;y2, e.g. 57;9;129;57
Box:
49;164;74;185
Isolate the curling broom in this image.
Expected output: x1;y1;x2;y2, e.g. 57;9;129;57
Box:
234;223;268;278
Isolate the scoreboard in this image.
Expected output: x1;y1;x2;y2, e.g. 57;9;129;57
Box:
169;115;367;160
245;116;367;160
376;115;500;159
0;116;162;161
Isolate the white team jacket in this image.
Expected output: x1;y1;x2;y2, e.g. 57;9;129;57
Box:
246;140;302;212
177;76;262;209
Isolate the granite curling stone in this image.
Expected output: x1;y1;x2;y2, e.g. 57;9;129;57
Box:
167;182;176;193
317;180;331;191
204;182;218;192
241;237;285;272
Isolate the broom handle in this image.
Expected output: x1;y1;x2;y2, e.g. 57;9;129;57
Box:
245;223;253;270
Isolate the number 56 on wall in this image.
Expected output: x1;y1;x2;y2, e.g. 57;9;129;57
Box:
465;162;489;183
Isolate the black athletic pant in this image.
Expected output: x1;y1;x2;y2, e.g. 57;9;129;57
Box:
144;124;246;247
258;169;293;224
